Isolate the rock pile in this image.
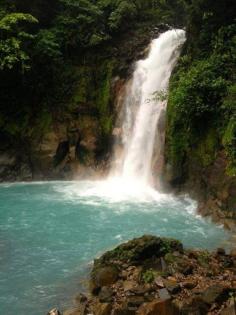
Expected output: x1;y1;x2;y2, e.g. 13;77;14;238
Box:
50;235;236;315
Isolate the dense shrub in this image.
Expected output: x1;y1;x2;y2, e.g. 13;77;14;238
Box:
166;20;236;175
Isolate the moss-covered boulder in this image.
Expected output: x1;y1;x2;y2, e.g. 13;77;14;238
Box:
94;235;183;267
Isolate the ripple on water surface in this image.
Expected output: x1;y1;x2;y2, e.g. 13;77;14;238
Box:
0;180;231;315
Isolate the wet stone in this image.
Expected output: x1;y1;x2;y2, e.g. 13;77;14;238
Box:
98;286;114;303
123;280;136;292
74;293;87;305
63;308;82;315
161;257;167;271
164;280;181;294
158;288;171;301
126;296;145;307
217;248;226;256
155;276;165;288
201;285;229;305
96;302;112;315
91;265;119;294
113;306;136;315
137;299;175;315
182;280;197;290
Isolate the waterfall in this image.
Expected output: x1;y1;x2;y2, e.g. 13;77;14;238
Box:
111;29;186;189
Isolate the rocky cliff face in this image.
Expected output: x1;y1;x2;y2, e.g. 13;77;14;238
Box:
164;147;236;229
0;25;163;182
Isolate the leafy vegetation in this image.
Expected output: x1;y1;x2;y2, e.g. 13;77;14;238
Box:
141;269;156;283
0;0;186;154
0;12;38;71
0;0;235;179
166;0;236;178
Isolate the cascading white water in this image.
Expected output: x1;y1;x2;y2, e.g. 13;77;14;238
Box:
111;30;186;188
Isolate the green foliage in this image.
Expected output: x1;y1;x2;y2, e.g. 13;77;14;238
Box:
0;13;37;30
2;0;232;171
35;29;62;59
195;130;218;167
55;0;109;49
222;85;236;176
167;57;227;167
152;90;168;102
0;13;38;70
166;21;236;175
97;60;114;136
107;1;137;31
141;269;155;283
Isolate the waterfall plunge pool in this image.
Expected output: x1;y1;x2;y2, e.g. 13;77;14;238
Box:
0;180;231;315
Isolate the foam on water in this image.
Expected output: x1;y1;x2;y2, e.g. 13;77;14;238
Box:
53;179;169;203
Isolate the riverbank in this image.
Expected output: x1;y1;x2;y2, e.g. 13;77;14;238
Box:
50;235;236;315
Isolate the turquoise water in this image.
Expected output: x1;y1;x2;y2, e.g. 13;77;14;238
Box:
0;180;230;315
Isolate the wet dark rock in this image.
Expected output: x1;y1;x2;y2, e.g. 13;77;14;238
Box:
222;256;234;268
91;265;119;294
137;299;175;315
96;302;112;315
126;296;145;307
201;285;229;305
112;306;136;315
98;286;114;303
94;235;183;266
63;236;236;315
131;285;151;295
182;263;194;276
179;300;209;315
182;280;197;289
164;280;181;294
63;308;83;315
157;109;166;133
53;141;69;167
74;293;87;305
217;248;226;256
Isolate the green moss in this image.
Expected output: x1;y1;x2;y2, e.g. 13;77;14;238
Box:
197;251;211;268
164;253;177;264
71;66;94;107
96;60;115;136
33;110;52;135
194;129;218;167
222;85;236;175
223;119;236;176
141;269;156;283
